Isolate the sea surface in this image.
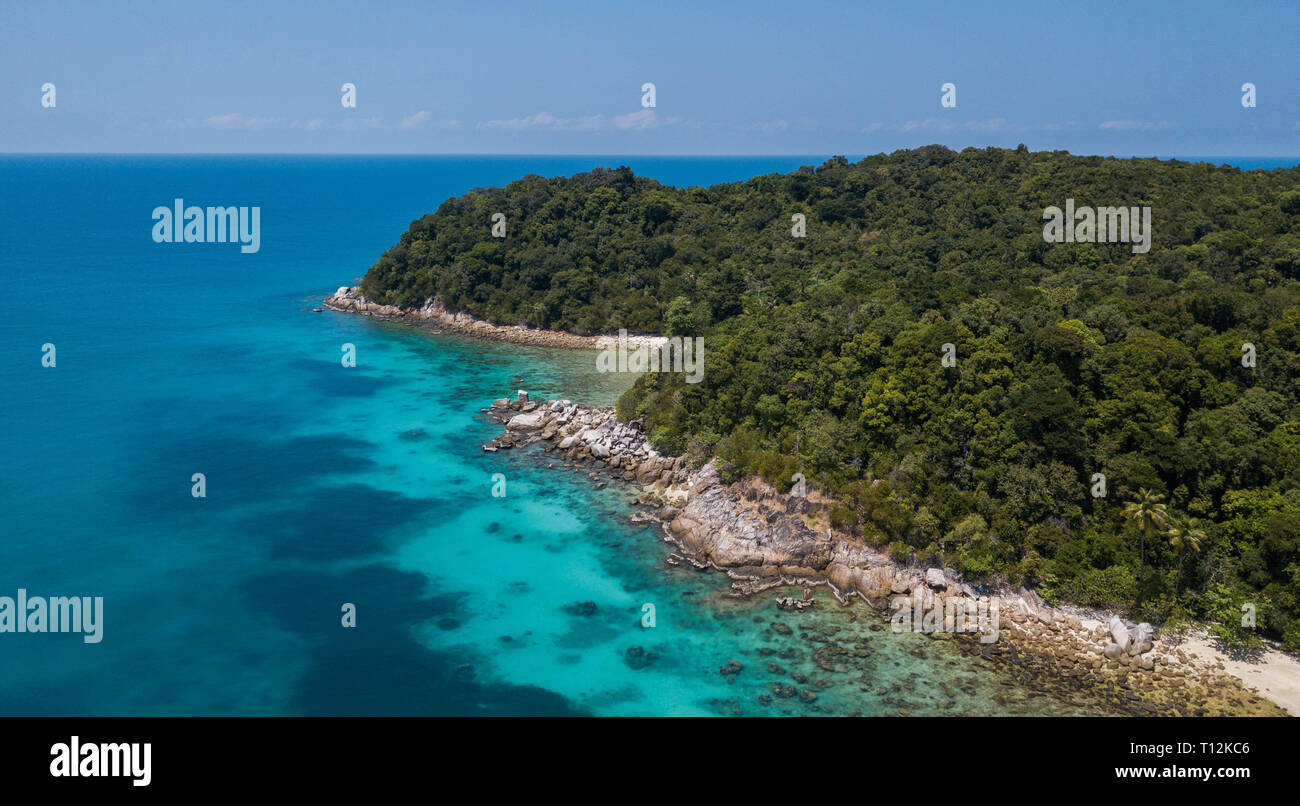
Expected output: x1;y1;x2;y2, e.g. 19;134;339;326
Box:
2;155;1293;716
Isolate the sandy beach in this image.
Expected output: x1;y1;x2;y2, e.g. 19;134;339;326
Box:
1177;632;1300;716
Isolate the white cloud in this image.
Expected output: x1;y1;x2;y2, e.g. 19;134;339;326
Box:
480;109;680;133
862;118;1073;135
400;110;432;130
291;119;323;131
481;111;607;132
613;108;658;130
1098;120;1173;132
339;116;384;131
899;117;1009;133
205;112;278;130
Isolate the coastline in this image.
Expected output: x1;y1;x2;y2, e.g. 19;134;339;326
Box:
324;286;666;351
326;287;1297;717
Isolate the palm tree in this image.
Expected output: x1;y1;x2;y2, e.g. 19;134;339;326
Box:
1123;488;1167;594
1167;516;1205;596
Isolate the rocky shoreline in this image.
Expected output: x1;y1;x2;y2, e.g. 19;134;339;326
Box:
484;392;1289;717
324;286;666;351
323;285;1290;716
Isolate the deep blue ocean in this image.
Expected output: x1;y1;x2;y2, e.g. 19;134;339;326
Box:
2;154;1293;716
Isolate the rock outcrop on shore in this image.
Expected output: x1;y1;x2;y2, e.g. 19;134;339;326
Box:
324;286;666;351
321;281;1294;716
484;393;1288;717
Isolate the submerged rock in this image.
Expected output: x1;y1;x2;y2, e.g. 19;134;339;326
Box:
565;600;598;617
624;646;660;670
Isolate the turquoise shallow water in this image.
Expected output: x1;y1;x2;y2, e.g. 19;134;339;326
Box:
3;155;1292;716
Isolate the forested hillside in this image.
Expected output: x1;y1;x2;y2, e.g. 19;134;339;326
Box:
360;146;1300;648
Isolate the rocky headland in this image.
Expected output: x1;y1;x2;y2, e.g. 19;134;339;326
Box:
324;286;665;351
483;392;1291;717
323;286;1293;717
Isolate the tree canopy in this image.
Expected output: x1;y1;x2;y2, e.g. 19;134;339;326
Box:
359;146;1300;649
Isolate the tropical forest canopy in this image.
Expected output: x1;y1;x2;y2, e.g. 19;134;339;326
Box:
360;146;1300;649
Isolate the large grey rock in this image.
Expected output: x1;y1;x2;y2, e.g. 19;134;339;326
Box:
506;411;545;431
689;462;721;494
1109;615;1131;651
925;568;947;590
1131;622;1155;655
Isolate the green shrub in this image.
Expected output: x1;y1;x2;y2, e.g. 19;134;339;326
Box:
1063;566;1138;609
887;541;912;563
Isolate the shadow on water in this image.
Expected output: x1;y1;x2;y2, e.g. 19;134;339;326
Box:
123;416;379;518
242;565;587;716
237;483;454;561
288;357;390;399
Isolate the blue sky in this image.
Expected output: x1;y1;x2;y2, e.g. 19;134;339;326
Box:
2;0;1296;155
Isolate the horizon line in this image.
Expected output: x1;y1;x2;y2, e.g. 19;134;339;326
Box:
2;151;1299;160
